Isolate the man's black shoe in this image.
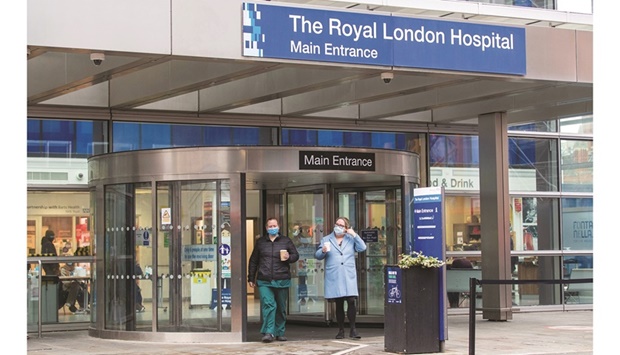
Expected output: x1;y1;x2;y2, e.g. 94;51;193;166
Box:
69;305;78;313
261;334;274;343
275;336;287;341
335;329;345;339
349;329;361;339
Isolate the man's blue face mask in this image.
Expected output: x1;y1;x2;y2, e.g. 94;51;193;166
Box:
267;227;279;236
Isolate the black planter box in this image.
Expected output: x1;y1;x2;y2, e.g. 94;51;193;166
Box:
384;266;441;354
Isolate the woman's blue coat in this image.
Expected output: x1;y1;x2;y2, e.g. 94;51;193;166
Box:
315;232;367;299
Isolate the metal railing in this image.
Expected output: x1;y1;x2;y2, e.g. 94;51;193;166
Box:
467;277;593;355
27;256;94;338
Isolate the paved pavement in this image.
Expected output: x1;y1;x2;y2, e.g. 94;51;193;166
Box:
26;310;593;354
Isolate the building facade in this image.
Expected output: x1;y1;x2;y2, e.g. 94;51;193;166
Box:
27;0;593;343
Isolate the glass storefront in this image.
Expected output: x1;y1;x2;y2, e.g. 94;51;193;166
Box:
27;114;592;337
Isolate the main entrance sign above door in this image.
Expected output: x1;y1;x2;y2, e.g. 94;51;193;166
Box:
299;151;375;171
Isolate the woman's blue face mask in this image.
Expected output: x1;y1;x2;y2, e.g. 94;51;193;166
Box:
334;225;345;235
267;227;279;236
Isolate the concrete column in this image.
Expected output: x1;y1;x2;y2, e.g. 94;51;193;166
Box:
478;112;513;321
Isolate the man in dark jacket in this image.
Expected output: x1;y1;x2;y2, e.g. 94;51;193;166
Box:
41;230;60;276
248;217;299;343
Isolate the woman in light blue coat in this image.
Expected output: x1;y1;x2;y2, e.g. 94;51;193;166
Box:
315;216;367;340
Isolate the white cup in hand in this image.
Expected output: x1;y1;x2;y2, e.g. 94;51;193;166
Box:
324;242;331;252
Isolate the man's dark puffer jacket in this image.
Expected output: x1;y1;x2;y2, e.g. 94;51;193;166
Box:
248;234;300;283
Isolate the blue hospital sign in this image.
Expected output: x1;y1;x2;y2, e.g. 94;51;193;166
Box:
242;2;526;75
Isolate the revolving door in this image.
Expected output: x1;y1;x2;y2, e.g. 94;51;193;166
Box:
89;146;420;342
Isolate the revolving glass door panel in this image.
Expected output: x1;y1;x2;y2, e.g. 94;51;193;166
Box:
180;180;230;331
155;182;176;331
286;189;325;317
104;182;152;331
156;180;230;332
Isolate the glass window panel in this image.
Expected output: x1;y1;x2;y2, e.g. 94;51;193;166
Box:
561;198;593;252
27;120;43;155
113;122;140;152
142;123;171;149
344;131;371;148
318;130;343;146
508;137;558;192
283;128;418;152
444;255;579;307
508;120;557;133
455;1;557;10
42;120;74;157
371;132;396;149
113;122;272;151
510;197;560;251
75;121;94;156
232;127;259;145
283;129;317;146
514;256;564;306
562;258;593;305
172;125;203;147
560;115;593;135
429;134;478;168
395;133;406;151
27;118;107;157
204;126;232;146
445;195;481;252
560;140;593;192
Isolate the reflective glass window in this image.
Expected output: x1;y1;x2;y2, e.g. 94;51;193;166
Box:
282;128;419;152
508;120;557;133
514;256;565;306
560;140;593;192
508;137;558;192
429;134;478;167
142;123;171;149
445;196;481;252
561;198;593;253
285;129;318;146
113;122;140;152
204;126;233;146
344;131;371;147
510;197;560;251
172;124;203;147
560;115;593;135
317;130;339;146
27;118;108;157
113;122;271;151
458;0;563;11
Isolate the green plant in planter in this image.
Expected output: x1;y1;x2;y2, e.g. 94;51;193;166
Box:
397;251;445;269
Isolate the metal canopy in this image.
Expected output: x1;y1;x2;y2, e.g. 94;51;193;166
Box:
27;0;593;128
